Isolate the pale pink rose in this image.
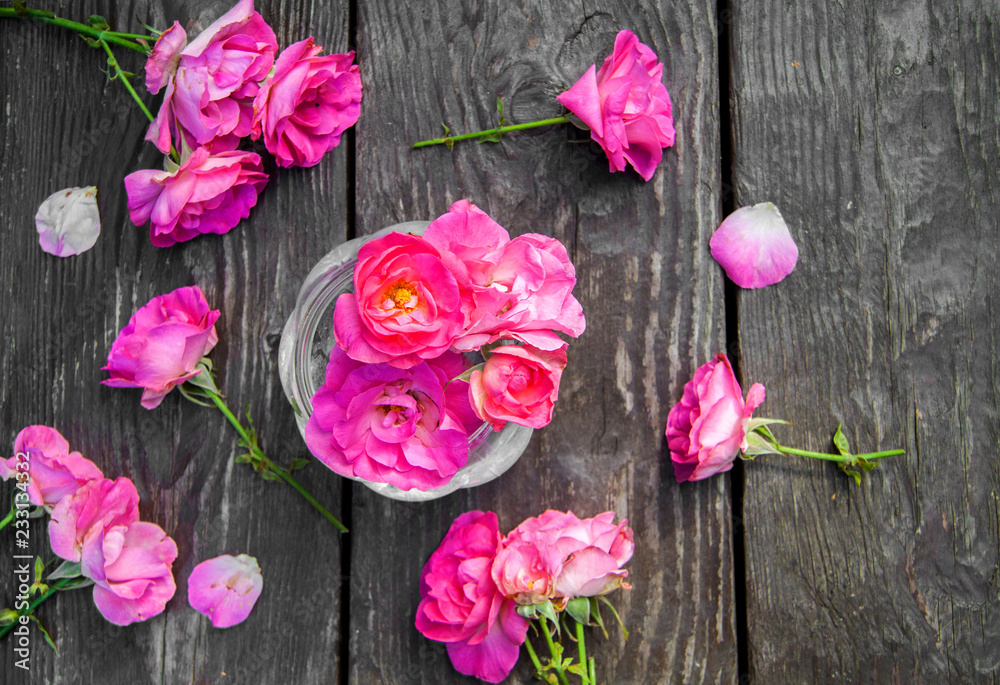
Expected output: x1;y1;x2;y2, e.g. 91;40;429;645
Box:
304;346;476;491
333;231;467;368
469;343;567;431
146;0;278;153
0;425;102;509
48;477;140;563
666;353;766;482
125;148;268;247
492;510;633;604
251;38;362;168
710;203;798;289
423;201;586;351
556;30;675;181
188;554;263;628
416;511;529;683
102;286;220;410
144;21;187;94
82;520;178;626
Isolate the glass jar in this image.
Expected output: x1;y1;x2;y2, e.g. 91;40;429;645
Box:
277;222;533;502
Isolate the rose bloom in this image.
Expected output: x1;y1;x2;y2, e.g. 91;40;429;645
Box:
557;29;675;181
82;520;178;626
145;0;278;154
48;477;140;563
423;201;586;352
469;342;567;431
102;285;220;410
492;510;634;604
188;554;263;628
415;511;529;683
251;38;362;168
125;148;268;247
666;353;766;482
304;346;478;492
333;231;467;368
0;425;102;509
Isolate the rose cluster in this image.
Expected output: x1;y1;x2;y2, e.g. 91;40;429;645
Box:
304;200;586;492
0;426;177;626
125;0;362;246
415;509;633;683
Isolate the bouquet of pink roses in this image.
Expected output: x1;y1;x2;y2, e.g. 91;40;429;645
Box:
303;200;586;493
416;509;633;683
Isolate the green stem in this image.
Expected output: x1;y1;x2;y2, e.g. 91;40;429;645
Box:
775;445;906;463
98;38;154;123
0;576;75;640
0;8;148;53
0;507;13;532
104;30;155;41
524;634;546;675
540;617;572;685
575;620;591;685
206;391;348;533
412;115;571;148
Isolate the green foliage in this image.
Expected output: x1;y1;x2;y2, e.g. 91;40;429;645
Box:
29;616;58;653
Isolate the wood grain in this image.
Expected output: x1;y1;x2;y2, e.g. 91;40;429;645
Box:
350;0;733;682
730;0;1000;681
0;2;350;683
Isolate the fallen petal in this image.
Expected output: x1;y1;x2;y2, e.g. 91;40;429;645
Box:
710;202;798;288
35;186;101;257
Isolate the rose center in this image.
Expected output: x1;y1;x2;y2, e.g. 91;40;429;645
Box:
383;282;418;311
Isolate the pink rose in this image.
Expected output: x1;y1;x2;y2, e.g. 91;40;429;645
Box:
188;554;263;628
102;285;220;410
492;510;634;604
469;342;567;431
0;425;102;509
82;520;178;626
424;201;586;351
48;477;140;563
666;353;766;482
415;511;529;683
145;0;278;153
304;346;478;491
333;231;467;368
125;148;268;247
556;29;675;181
251;38;362;168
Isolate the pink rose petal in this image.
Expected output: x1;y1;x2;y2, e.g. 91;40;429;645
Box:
35;186;101;257
710;202;798;289
188;554;263;628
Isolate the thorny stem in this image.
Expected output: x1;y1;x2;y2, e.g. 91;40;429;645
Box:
540;616;572;685
99;38;154;123
412;116;572;148
0;7;150;53
774;445;906;463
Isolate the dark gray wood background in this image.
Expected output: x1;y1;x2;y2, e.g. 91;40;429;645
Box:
0;0;996;683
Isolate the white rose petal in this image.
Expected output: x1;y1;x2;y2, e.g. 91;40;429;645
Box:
35;186;101;257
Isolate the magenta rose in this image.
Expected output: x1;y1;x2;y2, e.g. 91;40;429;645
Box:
492;510;634;604
304;346;477;491
145;0;278;153
556;29;675;181
424;201;586;352
81;520;178;626
333;231;468;368
102;285;220;410
48;477;140;563
415;511;529;683
188;554;263;628
0;425;102;509
469;342;567;431
666;353;766;482
125;147;268;247
251;38;362;168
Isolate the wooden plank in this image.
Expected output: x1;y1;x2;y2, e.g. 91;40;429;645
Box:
0;1;350;682
350;1;733;682
731;0;1000;681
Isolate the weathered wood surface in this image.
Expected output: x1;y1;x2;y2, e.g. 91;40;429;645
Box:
731;0;1000;682
2;0;997;683
350;1;731;683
